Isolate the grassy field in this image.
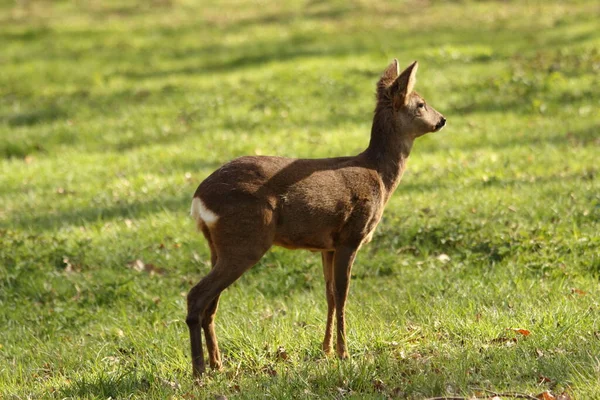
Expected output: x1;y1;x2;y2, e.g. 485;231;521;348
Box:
1;0;599;398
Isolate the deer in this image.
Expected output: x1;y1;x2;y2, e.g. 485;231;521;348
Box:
186;59;446;377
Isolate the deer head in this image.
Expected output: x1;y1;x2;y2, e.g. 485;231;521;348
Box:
377;59;446;139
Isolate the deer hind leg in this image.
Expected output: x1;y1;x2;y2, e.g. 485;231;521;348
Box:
187;205;274;377
333;246;358;359
202;293;222;370
321;250;335;355
187;254;265;377
202;242;222;370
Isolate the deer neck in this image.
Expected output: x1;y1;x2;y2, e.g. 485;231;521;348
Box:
363;108;414;198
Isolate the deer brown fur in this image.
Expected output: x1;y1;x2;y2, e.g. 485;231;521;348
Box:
186;59;446;377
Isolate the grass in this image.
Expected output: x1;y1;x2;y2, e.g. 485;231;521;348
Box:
1;0;599;398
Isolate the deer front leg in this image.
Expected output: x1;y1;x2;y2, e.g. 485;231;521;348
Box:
333;246;358;359
321;251;335;355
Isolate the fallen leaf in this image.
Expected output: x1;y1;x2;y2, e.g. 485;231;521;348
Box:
160;378;180;390
372;379;386;392
537;390;556;400
571;288;586;296
536;348;544;358
262;365;277;376
63;257;73;272
276;346;289;361
56;187;75;195
126;259;165;275
128;259;145;272
437;253;451;263
508;328;531;336
491;336;517;345
538;375;552;384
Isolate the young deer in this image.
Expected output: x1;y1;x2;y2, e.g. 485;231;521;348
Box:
187;59;446;377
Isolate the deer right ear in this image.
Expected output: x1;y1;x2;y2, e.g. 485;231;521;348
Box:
392;61;419;108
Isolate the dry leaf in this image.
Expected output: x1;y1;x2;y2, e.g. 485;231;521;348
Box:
276;346;289;361
538;375;552;384
437;253;451;263
126;259;165;275
160;378;180;390
508;328;531;336
536;348;544;358
63;257;73;272
556;392;572;400
571;288;586;296
491;336;517;345
128;259;145;272
537;390;556;400
262;365;277;376
372;379;386;392
56;187;75;195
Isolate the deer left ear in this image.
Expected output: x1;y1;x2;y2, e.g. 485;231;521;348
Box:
393;61;419;108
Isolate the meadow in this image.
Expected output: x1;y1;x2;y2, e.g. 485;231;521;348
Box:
1;0;599;398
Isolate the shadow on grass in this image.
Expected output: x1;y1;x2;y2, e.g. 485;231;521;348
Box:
4;192;191;231
58;371;154;399
3;106;67;128
4;6;596;158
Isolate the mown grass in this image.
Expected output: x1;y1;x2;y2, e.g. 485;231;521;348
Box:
1;0;599;398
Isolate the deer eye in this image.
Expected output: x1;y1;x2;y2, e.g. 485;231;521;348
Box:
417;102;425;109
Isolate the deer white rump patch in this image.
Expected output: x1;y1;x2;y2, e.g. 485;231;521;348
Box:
190;197;219;227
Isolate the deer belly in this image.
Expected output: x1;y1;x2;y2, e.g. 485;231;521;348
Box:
273;231;335;251
272;209;340;251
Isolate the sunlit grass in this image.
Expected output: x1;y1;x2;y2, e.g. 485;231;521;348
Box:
1;0;599;398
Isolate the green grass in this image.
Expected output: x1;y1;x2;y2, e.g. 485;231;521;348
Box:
1;0;599;398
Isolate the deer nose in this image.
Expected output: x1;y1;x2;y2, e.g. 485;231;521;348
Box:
435;117;446;130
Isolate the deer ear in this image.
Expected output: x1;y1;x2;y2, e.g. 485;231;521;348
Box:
377;59;400;98
380;58;400;87
393;61;418;106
